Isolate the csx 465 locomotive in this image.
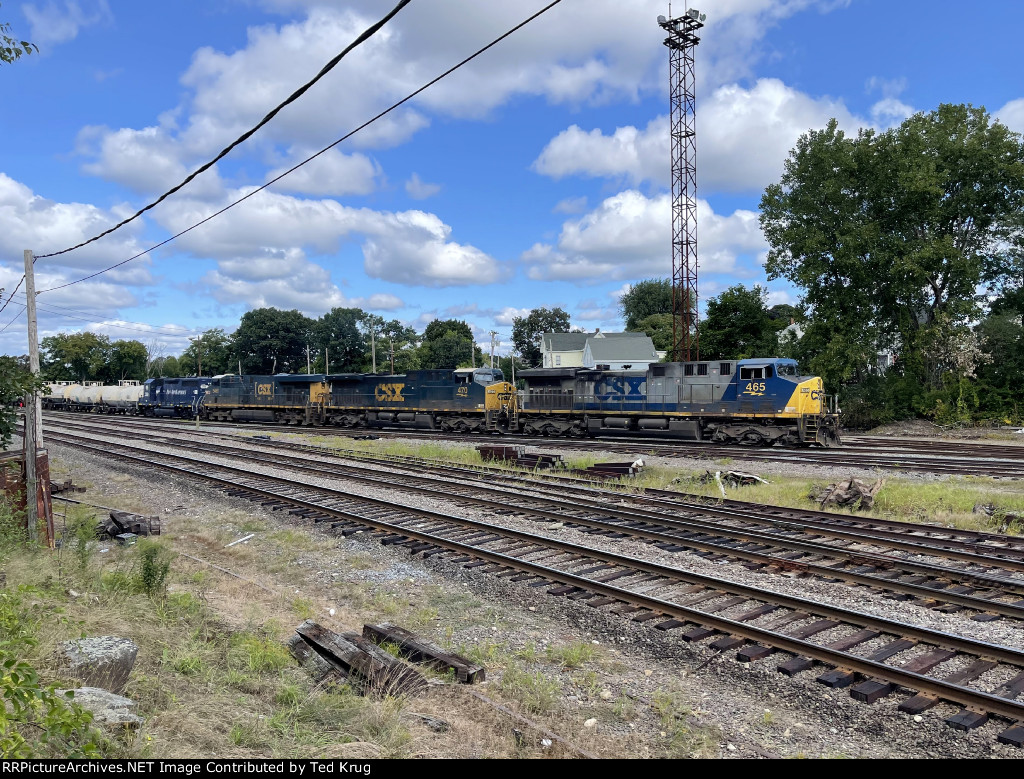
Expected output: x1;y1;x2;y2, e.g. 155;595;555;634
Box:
516;358;839;446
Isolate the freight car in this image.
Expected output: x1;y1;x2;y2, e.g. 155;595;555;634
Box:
139;377;211;418
517;358;840;446
43;380;143;414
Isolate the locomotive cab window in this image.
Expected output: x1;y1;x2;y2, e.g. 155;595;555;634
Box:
740;366;769;380
777;363;797;377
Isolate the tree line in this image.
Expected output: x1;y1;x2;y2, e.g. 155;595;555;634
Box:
38;309;499;383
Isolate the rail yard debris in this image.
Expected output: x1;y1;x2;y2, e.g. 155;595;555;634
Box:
362;622;485;683
289;620;428;696
701;470;769;488
477;444;645;480
96;510;161;540
811;477;886;510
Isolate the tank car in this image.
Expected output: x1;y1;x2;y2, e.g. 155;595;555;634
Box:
42;382;80;411
140;377;211;418
517;358;840;446
100;381;144;414
324;367;516;433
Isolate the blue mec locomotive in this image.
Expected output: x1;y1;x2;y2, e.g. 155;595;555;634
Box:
139;377;211;418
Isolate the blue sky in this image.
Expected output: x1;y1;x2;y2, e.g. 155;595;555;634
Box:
1;0;1023;360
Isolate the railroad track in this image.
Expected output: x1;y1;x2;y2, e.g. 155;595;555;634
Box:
45;418;1024;623
41;410;1024;479
40;423;1024;745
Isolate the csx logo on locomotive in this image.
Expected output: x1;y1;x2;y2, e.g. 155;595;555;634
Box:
255;383;274;396
374;383;406;402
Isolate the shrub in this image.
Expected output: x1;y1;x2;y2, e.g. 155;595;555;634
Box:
0;589;105;758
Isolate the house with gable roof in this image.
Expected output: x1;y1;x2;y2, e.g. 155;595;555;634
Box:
541;330;660;371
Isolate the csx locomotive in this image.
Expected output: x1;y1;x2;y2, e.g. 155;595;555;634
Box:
45;358;840;446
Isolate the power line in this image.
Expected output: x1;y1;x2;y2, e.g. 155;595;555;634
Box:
7;291;195;335
0;274;26;318
36;0;413;261
0;306;26;335
37;0;566;295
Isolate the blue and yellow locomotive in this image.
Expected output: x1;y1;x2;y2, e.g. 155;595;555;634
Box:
517;358;839;446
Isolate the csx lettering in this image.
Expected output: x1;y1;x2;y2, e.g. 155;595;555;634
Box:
810;390;823;402
256;383;274;396
374;383;405;402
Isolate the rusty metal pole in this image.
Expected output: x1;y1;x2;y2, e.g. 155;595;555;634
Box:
23;250;39;541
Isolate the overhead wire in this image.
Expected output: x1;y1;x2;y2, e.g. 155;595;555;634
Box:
36;0;413;261
37;0;566;295
0;306;27;335
6;291;195;335
0;274;26;318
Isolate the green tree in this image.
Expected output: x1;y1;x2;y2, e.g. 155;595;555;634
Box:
179;328;232;376
378;319;419;373
511;307;571;368
40;333;111;382
232;308;314;374
104;340;148;382
619;279;672;331
1;5;37;65
161;356;181;377
419;319;479;369
761;105;1024;395
0;357;46;450
698;285;778;361
315;308;367;373
634;312;674;352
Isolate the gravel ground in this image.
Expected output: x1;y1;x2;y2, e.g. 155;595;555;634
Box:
40;428;1024;760
53;426;1024;650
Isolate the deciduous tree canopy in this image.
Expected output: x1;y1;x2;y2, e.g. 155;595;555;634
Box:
761;104;1024;392
619;279;672;331
511;307;571;368
233;308;314;374
698;285;778;361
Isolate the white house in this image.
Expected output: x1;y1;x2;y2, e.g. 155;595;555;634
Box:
541;331;660;371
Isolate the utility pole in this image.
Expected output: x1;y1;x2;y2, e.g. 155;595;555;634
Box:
306;344;311;374
23;250;40;541
389;337;395;374
488;330;498;369
325;347;330;375
371;327;376;373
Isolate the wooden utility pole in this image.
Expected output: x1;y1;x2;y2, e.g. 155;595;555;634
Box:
23;250;40;541
371;327;377;373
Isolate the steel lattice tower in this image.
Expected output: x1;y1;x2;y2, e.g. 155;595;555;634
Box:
659;10;704;362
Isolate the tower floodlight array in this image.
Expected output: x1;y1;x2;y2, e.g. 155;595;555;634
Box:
658;11;704;362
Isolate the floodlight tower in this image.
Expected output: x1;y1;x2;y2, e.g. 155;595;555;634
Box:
658;8;705;362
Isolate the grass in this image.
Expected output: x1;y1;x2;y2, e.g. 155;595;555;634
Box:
545;640;600;669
